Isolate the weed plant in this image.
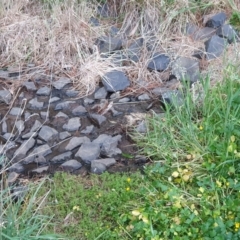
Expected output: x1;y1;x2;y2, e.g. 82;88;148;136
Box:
128;65;240;239
0;177;61;239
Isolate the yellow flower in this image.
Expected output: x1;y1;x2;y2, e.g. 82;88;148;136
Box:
126;187;130;191
172;171;179;178
73;205;80;211
235;222;240;229
127;178;131;183
199;125;203;130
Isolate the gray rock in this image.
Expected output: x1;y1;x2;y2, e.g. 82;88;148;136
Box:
109;26;119;36
31;166;49;174
118;97;130;103
88;114;106;127
147;53;170;72
33;155;47;164
23;144;52;164
205;12;227;28
49;97;60;103
0;90;12;104
2;120;7;133
90;17;100;26
16;120;25;133
65;136;90;151
185;23;198;35
138;93;150;101
110;107;123;117
65;89;79;98
55;101;75;111
81;125;94;134
91;162;106;174
93;134;122;157
59;131;71;140
205;35;226;60
53;77;71;90
36;86;51;96
55;112;69;119
28;98;44;110
84;98;95;105
24;112;31;120
127;38;144;62
8;163;24;173
0;70;9;79
50;151;72;163
30;120;42;132
3;133;14;141
161;90;184;107
7;172;19;185
94;87;108;99
23;81;37;91
63;118;81;131
102;71;130;92
110;92;120;99
96;36;122;53
60;160;82;172
193;27;216;41
93;158;116;167
136;120;147;133
13;138;35;160
172;57;200;83
91;158;116;174
75;142;101;164
40;111;49;119
9;107;23;116
22;132;38;139
72;106;87;116
216;24;238;43
38;126;58;142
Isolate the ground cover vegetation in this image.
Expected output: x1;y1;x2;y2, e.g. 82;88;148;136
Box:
0;0;240;239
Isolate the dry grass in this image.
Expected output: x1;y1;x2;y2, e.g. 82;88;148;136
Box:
0;0;239;97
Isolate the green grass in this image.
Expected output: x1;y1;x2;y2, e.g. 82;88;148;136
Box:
40;172;143;239
0;179;61;240
37;64;240;239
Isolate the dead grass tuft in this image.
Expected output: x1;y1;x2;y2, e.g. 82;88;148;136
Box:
0;0;239;97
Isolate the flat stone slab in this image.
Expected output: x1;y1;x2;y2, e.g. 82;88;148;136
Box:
0;90;12;104
60;160;82;172
63;118;81;131
205;12;227;29
72;106;87;116
9;107;23;116
28;98;44;110
147;53;170;72
55;101;76;111
216;24;238;43
31;166;49;174
23;81;37;91
172;57;200;83
102;71;130;92
53;77;71;90
94;87;108;100
36;86;51;96
13;138;35;160
96;36;122;53
38;126;58;142
23;144;52;164
75;142;101;164
205;35;226;60
65;136;90;151
93;134;122;157
50;151;72;163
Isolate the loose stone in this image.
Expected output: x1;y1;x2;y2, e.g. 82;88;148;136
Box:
60;160;82;172
36;86;51;96
65;136;90;151
63;118;81;131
